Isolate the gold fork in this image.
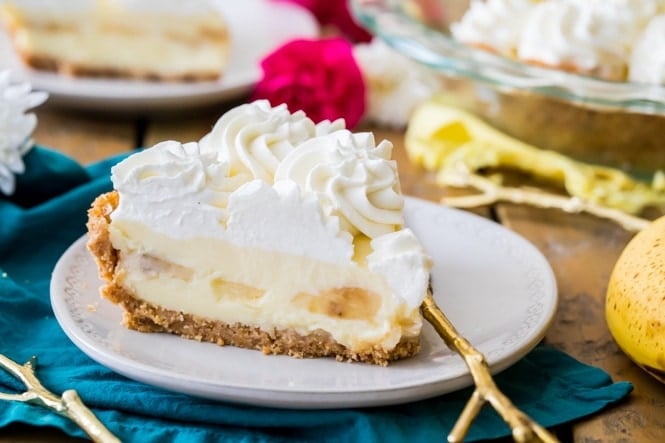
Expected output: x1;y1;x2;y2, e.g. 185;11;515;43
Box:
0;354;120;443
421;291;559;442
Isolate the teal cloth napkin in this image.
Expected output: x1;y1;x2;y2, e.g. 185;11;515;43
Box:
0;147;632;442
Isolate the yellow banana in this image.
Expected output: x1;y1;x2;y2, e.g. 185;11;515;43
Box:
606;215;665;384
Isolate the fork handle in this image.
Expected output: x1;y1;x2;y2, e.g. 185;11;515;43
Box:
421;292;559;443
61;390;121;443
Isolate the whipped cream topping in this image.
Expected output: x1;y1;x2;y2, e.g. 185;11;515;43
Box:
0;0;93;12
367;229;432;309
225;180;353;264
0;0;92;27
518;1;638;79
452;0;665;83
199;100;344;184
106;0;218;14
353;39;439;128
630;15;665;84
593;0;665;27
2;0;216;15
451;0;539;57
110;101;431;309
111;141;237;238
275;130;404;239
0;70;47;195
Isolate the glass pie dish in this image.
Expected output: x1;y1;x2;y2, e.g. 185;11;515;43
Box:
351;0;665;176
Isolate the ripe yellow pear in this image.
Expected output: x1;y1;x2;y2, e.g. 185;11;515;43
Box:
606;215;665;383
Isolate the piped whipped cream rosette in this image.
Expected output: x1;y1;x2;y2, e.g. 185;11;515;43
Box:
87;100;431;365
451;0;665;83
0;70;47;196
629;14;665;84
199;99;345;183
450;0;537;58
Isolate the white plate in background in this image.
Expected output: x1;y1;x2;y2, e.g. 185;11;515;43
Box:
0;0;318;111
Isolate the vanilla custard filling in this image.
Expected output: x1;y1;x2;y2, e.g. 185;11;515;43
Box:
110;219;421;352
12;24;227;75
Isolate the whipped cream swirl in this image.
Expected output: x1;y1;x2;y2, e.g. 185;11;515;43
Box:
630;15;665;84
518;0;646;80
113;104;405;243
452;0;665;83
275;130;404;239
0;71;47;196
367;229;432;309
199;100;344;184
451;0;539;57
111;140;239;237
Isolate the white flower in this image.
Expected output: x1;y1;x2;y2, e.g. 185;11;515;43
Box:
353;39;440;128
0;70;48;196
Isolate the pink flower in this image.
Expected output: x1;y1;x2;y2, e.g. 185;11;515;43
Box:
272;0;372;42
252;37;366;128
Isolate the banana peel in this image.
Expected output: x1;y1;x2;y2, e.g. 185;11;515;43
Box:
405;98;665;215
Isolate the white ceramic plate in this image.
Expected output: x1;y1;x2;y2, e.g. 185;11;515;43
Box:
0;0;318;111
50;197;558;409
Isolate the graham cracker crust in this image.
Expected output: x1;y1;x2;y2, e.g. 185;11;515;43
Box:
86;192;421;366
20;53;223;82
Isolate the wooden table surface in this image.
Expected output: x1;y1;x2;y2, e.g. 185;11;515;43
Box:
2;99;664;443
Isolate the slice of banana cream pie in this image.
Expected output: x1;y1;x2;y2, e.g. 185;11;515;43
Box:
0;0;229;81
87;101;431;365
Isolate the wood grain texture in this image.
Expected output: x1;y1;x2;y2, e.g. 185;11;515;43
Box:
497;204;665;443
144;112;219;147
32;106;137;164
